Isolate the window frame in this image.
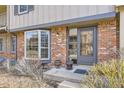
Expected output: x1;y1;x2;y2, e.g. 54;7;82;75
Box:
18;5;28;14
24;30;50;60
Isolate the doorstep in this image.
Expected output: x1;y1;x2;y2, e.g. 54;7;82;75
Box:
44;65;91;83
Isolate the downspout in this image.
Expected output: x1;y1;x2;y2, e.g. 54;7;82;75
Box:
6;6;8;59
115;6;123;82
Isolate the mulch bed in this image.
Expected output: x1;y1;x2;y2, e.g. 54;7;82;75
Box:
0;73;50;88
0;68;59;88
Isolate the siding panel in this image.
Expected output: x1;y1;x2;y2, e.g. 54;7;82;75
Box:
7;5;115;30
48;6;56;23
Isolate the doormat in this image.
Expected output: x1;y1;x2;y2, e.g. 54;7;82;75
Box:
74;69;88;75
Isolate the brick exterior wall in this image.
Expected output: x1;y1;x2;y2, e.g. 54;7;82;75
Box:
0;19;117;64
51;27;67;65
16;32;24;59
97;18;117;62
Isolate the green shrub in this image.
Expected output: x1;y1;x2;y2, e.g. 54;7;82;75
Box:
81;59;124;88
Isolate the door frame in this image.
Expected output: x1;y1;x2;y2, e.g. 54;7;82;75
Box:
77;27;97;65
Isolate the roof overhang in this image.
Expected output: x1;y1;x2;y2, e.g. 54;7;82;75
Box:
10;12;116;32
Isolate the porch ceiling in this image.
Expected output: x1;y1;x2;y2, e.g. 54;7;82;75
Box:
0;5;6;13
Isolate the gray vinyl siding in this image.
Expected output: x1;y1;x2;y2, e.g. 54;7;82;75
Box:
7;5;115;30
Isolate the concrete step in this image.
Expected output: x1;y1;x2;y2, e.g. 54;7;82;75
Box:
58;80;81;88
44;68;86;83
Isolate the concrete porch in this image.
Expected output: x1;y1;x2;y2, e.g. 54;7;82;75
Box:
44;65;91;83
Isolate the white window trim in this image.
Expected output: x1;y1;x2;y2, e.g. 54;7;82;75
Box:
18;5;28;14
24;30;50;60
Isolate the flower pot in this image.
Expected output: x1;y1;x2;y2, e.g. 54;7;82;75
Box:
66;61;73;70
54;60;61;68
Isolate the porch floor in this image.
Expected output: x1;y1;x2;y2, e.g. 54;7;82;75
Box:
44;65;92;83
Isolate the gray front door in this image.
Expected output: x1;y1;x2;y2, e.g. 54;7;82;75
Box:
77;27;97;65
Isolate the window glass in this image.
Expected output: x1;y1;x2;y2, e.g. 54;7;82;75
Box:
68;28;77;64
80;31;93;56
0;38;3;51
11;36;16;52
19;5;28;13
26;32;38;58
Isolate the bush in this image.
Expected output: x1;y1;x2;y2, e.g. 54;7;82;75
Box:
5;58;47;87
0;58;50;88
81;59;124;88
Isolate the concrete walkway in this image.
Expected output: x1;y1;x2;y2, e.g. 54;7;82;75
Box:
58;80;81;88
44;65;91;83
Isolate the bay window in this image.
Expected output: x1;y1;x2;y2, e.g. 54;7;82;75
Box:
25;30;50;60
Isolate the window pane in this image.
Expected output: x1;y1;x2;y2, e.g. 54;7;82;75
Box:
68;29;77;60
0;38;3;51
80;31;93;56
20;5;28;12
41;32;48;47
41;32;49;58
41;48;48;58
11;36;16;52
26;32;38;58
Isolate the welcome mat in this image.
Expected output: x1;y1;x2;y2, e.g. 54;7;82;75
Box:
74;69;88;75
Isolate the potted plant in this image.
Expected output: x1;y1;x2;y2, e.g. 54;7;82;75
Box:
66;58;73;70
54;54;62;68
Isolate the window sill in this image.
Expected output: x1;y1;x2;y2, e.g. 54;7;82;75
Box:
18;11;28;15
25;58;50;60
